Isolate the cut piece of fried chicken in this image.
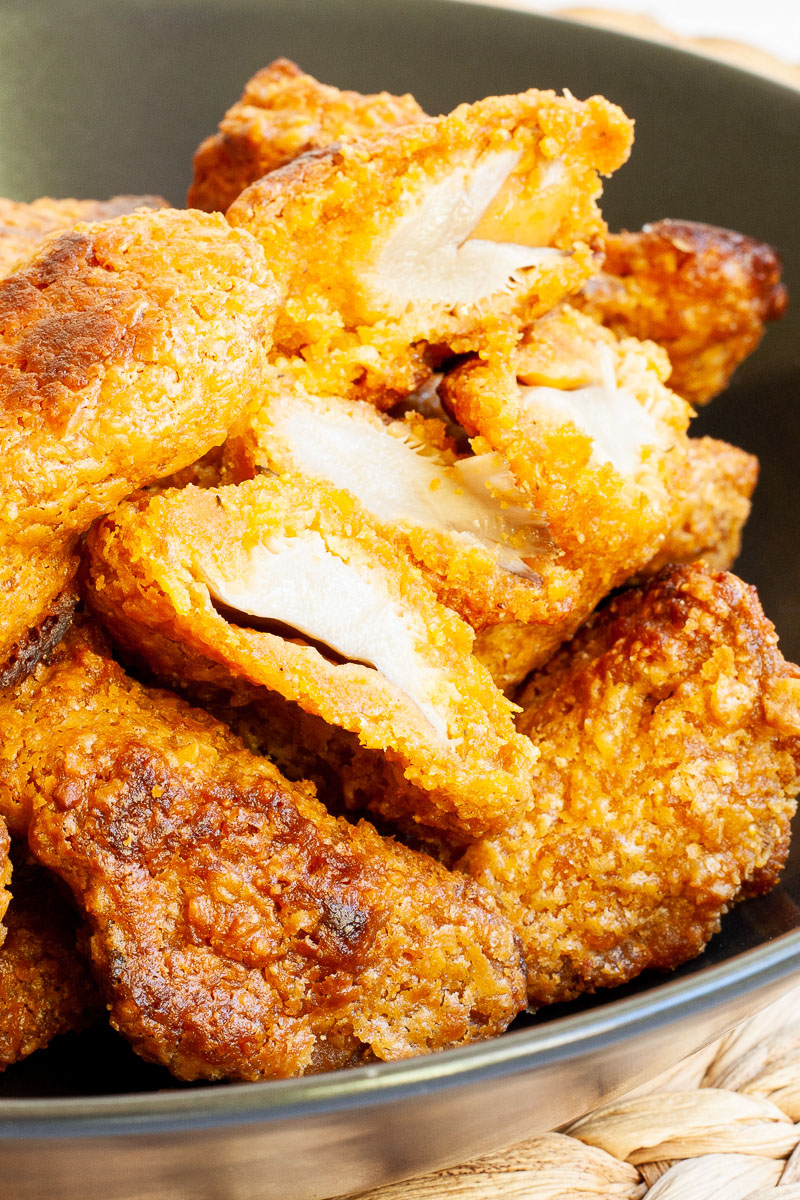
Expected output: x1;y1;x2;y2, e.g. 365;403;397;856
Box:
84;476;537;840
227;88;633;402
575;219;788;405
458;565;800;1007
0;847;102;1071
0;193;169;278
0;621;526;1080
0;207;279;549
224;372;568;634
637;436;758;578
441;304;691;689
189;57;427;213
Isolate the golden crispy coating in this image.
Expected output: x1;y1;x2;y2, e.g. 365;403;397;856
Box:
189;57;426;213
224;372;570;633
0;208;279;549
0;819;10;945
458;565;800;1006
0;577;78;691
227;89;633;402
442;305;691;689
0;622;526;1080
84;477;537;840
0;848;102;1070
638;436;759;578
576;219;788;405
0;193;169;278
0;539;79;670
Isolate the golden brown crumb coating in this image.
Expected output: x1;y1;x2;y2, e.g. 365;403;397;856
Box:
637;436;759;578
0;848;102;1070
0;208;279;550
0;622;526;1080
189;57;426;213
0;539;79;670
0;577;79;691
442;305;691;689
84;477;537;840
227;89;632;402
458;565;800;1006
0;193;169;278
0;819;10;945
575;219;788;405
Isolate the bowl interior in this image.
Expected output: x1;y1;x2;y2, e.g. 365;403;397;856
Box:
0;0;798;1106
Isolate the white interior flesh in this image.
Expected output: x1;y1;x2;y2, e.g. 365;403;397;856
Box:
519;349;662;477
201;532;451;741
264;396;550;572
368;149;565;308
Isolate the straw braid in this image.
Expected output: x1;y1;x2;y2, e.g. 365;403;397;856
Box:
355;987;800;1199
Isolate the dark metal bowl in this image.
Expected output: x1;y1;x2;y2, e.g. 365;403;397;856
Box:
1;2;799;1196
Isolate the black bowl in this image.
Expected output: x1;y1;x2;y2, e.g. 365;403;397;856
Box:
1;2;799;1196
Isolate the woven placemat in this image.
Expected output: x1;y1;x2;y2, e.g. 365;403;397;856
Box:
353;985;800;1198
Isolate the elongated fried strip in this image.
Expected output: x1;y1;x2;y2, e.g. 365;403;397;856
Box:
225;373;569;633
458;565;800;1006
576;219;788;405
441;304;691;689
0;849;101;1070
0;622;526;1080
228;89;632;402
85;476;537;839
0;193;168;278
189;57;426;213
637;437;758;578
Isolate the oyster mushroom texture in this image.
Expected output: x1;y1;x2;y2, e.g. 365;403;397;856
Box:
227;88;633;402
84;477;537;839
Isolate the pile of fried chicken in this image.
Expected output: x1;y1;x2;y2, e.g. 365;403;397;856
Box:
0;60;798;1084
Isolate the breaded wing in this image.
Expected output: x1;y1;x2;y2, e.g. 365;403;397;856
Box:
227;89;633;402
637;436;758;578
0;849;102;1071
576;219;788;405
0;193;168;278
458;565;800;1006
0;622;526;1080
84;477;537;840
441;304;691;688
189;57;426;213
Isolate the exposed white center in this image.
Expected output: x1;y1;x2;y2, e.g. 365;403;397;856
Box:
368;149;564;308
264;395;550;571
201;531;450;740
519;351;662;477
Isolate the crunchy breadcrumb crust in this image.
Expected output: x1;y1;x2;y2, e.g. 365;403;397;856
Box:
0;621;526;1080
442;304;691;687
84;477;537;839
0;538;79;669
638;436;759;578
0;193;168;278
227;89;632;402
0;578;78;692
458;565;800;1006
0;848;102;1070
575;219;788;405
189;57;426;213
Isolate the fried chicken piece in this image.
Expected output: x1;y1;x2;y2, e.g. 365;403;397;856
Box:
189;58;426;213
227;89;633;402
84;477;537;840
0;193;169;278
0;621;526;1080
575;220;788;405
637;437;758;578
0;848;102;1070
457;565;800;1006
441;304;691;689
0;819;10;944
